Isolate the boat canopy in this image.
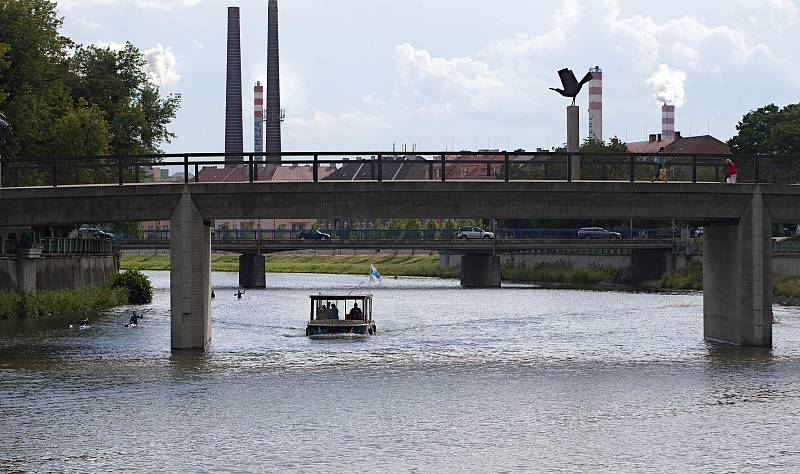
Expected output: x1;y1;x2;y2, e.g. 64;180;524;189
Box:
310;294;372;322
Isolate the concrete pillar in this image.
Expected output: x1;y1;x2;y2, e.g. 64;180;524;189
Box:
703;189;772;346
239;253;266;288
629;248;675;281
460;254;501;288
567;105;580;180
170;193;212;350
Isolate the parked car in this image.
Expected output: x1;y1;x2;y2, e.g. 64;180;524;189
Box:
694;227;704;238
795;225;800;237
577;227;622;240
85;227;114;240
457;226;494;239
298;229;331;240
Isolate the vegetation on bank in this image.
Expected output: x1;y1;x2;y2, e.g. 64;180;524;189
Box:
659;261;704;290
502;262;621;284
0;286;127;320
659;261;800;298
111;269;153;304
121;253;621;284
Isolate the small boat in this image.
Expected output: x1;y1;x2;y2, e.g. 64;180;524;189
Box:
306;294;377;337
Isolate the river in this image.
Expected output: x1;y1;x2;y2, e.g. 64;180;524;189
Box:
2;271;800;472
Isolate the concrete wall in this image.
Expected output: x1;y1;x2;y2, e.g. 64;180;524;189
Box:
0;255;119;294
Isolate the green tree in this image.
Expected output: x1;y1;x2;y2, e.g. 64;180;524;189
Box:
46;100;113;183
70;43;181;155
729;103;800;183
0;0;74;160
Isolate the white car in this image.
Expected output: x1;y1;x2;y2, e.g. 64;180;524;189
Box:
457;226;494;239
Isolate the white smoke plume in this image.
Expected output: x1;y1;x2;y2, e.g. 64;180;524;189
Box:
143;44;181;87
646;64;686;107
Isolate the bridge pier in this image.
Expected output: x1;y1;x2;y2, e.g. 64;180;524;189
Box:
239;253;266;288
703;189;772;346
460;254;501;288
170;193;212;350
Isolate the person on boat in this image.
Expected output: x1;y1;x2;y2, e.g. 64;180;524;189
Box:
317;304;329;320
79;317;90;328
347;303;363;321
211;290;215;300
128;311;143;326
329;304;339;320
235;290;245;299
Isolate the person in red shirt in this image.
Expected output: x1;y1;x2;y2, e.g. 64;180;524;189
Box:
725;159;737;184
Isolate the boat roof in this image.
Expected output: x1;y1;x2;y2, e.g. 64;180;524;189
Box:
310;294;372;301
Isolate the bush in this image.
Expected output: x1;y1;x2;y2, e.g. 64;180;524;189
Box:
659;260;703;290
111;269;153;304
0;286;128;320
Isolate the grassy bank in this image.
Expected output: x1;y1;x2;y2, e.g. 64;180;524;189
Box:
0;286;128;320
659;261;800;298
121;253;621;284
122;253;459;278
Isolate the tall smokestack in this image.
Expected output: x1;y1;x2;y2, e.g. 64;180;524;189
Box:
266;0;282;160
662;104;675;141
254;81;264;156
225;7;243;167
588;66;602;142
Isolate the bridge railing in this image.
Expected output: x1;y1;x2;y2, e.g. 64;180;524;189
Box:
1;151;798;188
40;238;113;256
123;227;688;242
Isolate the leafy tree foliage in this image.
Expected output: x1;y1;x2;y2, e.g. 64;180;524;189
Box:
728;103;800;155
0;0;181;166
111;269;153;305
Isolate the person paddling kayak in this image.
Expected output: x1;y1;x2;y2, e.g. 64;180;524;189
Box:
128;311;144;326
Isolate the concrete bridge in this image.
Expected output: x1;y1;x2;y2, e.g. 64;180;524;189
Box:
2;180;799;350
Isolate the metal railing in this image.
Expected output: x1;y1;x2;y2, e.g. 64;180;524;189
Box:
40;238;113;256
124;227;688;242
1;151;798;188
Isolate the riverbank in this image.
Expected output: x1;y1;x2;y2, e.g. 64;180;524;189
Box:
660;261;800;298
121;253;621;285
0;286;128;320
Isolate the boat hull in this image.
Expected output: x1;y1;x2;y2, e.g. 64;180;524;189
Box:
306;322;377;337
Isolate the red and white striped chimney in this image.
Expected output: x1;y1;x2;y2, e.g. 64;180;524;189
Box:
254;81;264;154
662;104;675;141
588;66;602;141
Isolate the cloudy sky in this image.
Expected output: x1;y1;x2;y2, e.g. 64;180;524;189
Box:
58;0;799;153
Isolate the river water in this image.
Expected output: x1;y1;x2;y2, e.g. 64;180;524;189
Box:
2;271;800;472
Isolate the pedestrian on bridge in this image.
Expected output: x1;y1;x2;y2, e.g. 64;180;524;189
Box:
652;147;668;183
726;159;737;184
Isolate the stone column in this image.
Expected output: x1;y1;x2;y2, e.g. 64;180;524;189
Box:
567;105;580;181
460;254;501;288
239;253;266;288
170;193;212;350
703;188;772;346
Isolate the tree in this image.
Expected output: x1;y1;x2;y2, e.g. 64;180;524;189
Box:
69;43;181;155
0;0;74;160
729;103;800;183
729;103;800;155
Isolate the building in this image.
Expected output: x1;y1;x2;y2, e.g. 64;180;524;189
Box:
225;6;243;167
588;66;602;141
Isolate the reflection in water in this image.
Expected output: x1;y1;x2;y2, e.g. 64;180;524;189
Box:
1;271;800;472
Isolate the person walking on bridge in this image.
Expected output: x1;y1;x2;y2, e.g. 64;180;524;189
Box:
726;159;737;184
651;147;668;183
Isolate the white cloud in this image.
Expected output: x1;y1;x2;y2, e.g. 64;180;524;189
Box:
143;44;181;87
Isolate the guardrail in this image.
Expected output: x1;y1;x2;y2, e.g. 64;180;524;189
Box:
40;238;113;256
125;227;685;242
1;150;798;188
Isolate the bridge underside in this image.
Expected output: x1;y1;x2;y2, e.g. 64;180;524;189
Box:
3;182;795;350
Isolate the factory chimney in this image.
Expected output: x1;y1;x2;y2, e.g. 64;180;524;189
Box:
224;7;243;167
266;0;283;161
254;81;264;156
588;66;602;142
662;103;675;141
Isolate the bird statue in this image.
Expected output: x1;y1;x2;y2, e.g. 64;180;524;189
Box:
550;68;594;106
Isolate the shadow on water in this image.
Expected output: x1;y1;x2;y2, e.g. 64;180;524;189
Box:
703;341;774;365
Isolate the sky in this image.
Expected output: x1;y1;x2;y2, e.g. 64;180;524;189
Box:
57;0;800;154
